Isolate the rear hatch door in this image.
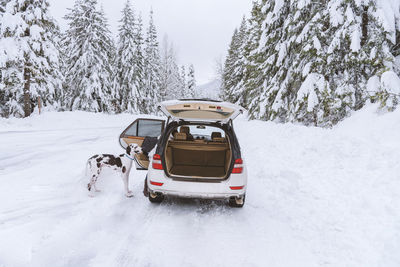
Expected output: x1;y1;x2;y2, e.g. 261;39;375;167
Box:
158;100;244;123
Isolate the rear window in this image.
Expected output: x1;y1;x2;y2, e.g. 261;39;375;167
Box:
172;125;226;141
185;125;225;138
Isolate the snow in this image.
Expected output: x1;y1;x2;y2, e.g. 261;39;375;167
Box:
297;73;326;112
29;25;43;41
312;36;321;51
328;0;344;27
381;71;400;94
375;0;400;43
276;43;287;65
350;27;361;52
297;0;311;10
273;0;284;15
302;62;312;77
367;75;381;92
1;108;400;266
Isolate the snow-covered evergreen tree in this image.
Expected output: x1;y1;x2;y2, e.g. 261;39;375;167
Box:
114;0;141;113
133;13;145;101
245;0;292;122
160;35;185;100
222;17;248;107
224;0;400;126
180;65;187;95
62;0;115;113
222;28;239;100
0;0;6;115
0;0;61;118
142;9;161;113
187;64;196;98
287;0;332;126
321;1;393;122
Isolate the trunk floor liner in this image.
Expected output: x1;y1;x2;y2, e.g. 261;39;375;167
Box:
170;165;226;177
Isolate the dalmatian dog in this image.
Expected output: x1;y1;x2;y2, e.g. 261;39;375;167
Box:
86;143;142;198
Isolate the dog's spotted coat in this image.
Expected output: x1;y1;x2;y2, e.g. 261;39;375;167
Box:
86;143;142;197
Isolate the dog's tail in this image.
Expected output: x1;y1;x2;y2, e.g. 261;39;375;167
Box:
85;159;90;177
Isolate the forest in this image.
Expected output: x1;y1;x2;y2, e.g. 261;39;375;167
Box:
0;0;196;118
222;0;400;126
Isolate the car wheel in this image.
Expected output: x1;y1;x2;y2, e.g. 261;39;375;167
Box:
149;192;164;203
228;195;245;208
143;176;149;197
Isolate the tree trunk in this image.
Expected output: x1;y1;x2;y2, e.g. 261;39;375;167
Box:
361;5;369;47
23;66;31;117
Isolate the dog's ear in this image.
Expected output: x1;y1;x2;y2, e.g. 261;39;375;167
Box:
126;145;132;155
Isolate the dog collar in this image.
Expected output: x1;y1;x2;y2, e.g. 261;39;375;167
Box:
125;154;135;160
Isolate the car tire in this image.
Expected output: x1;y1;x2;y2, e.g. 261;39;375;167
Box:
228;195;245;208
149;192;164;203
143;176;149;197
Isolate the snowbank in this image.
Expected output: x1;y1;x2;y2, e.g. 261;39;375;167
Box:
0;106;399;266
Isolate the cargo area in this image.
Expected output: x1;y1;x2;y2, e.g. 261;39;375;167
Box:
164;128;232;178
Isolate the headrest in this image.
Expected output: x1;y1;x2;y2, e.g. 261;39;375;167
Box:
174;132;187;141
211;132;222;139
180;126;190;134
213;137;225;143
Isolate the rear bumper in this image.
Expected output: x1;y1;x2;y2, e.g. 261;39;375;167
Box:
150;189;245;200
147;168;247;199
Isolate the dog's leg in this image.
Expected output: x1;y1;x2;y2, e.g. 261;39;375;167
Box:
88;169;101;197
122;173;133;198
93;184;101;192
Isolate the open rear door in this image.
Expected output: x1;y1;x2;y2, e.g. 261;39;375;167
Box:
158;100;245;123
119;118;165;169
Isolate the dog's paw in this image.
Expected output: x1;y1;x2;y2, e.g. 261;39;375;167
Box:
125;191;134;198
88;193;96;198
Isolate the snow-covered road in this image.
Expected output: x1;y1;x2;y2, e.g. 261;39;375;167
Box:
0;106;399;267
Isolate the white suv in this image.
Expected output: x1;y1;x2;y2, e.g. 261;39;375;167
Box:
119;99;247;207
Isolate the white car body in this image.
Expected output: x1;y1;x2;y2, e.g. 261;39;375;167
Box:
119;99;248;206
146;158;247;200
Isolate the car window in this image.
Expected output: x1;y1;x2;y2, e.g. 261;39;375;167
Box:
138;120;163;137
186;125;225;138
124;121;138;136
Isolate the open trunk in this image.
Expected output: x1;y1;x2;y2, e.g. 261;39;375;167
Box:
164;140;232;179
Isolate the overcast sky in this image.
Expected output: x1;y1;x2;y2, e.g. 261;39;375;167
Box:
47;0;252;85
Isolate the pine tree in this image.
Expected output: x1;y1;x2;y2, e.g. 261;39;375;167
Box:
222;28;239;100
320;0;394;122
160;36;184;100
142;9;161;113
0;0;61;118
114;0;141;113
0;1;6;116
187;64;196;98
222;17;248;107
286;0;331;126
246;0;292;122
226;0;399;126
133;13;145;101
62;0;115;113
180;65;187;96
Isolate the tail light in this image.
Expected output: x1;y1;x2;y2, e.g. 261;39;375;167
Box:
152;154;163;170
232;158;243;174
230;186;244;190
150;181;164;186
